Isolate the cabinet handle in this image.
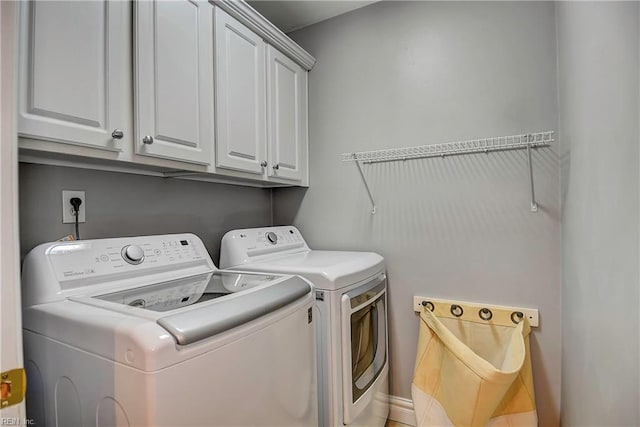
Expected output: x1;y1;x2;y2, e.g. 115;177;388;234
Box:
260;161;267;168
273;163;280;170
111;129;124;139
142;135;154;145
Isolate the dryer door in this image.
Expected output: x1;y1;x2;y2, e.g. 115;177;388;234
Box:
340;273;388;424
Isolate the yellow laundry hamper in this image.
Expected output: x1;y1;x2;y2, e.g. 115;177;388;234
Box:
412;301;537;427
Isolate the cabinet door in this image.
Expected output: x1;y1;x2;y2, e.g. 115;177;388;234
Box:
135;0;213;165
18;0;129;152
214;7;267;175
267;46;308;182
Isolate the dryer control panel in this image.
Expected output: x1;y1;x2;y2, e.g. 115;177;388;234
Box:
220;226;310;268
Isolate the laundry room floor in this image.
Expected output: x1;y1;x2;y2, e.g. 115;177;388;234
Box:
386;420;412;427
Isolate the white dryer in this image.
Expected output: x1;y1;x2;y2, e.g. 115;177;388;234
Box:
220;226;389;427
21;233;317;426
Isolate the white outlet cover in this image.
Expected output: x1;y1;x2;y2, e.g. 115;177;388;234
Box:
62;190;86;224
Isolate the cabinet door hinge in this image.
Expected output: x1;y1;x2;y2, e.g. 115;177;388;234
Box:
1;368;26;408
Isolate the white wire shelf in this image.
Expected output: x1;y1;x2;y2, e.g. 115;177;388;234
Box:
341;131;554;163
342;131;554;214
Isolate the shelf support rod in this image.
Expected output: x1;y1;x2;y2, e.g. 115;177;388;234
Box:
354;160;376;214
526;135;538;213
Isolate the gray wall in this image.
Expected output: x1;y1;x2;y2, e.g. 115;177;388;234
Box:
276;2;561;425
19;164;272;262
558;2;640;425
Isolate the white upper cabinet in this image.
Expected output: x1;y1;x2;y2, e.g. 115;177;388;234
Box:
135;0;214;165
17;0;314;187
18;0;130;152
214;7;267;175
267;46;308;182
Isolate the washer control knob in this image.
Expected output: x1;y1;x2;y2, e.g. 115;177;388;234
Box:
266;232;278;245
122;245;145;265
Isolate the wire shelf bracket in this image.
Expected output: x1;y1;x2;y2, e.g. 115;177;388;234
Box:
354;160;377;214
342;131;554;214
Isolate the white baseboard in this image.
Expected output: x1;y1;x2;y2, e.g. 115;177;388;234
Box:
388;395;416;426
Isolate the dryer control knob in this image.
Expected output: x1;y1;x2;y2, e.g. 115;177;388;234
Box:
122;245;145;265
266;232;278;245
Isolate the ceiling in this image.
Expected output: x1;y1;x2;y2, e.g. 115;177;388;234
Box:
247;1;378;33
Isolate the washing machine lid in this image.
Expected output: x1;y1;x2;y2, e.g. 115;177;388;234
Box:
80;272;310;345
92;271;275;312
231;250;385;291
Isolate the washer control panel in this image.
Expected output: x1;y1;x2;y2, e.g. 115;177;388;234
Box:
46;234;211;287
220;226;310;268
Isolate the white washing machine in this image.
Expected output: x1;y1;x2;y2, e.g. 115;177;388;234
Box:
220;226;389;427
21;233;318;427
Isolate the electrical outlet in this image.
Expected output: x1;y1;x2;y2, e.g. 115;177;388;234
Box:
62;190;86;224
